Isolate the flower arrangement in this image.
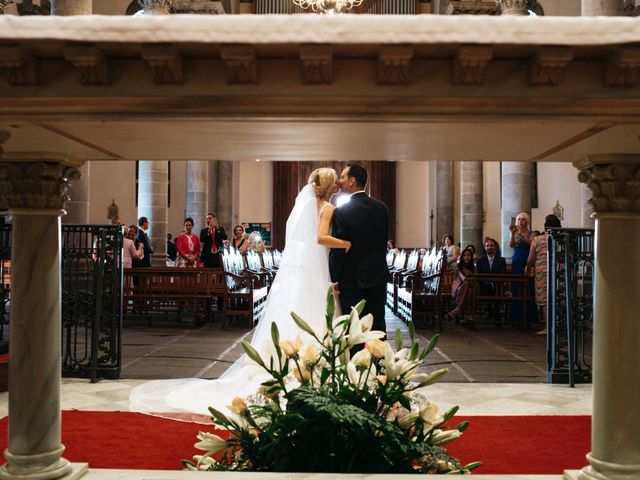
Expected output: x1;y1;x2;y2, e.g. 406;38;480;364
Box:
184;288;480;474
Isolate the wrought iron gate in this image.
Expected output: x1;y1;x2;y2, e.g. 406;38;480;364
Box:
0;223;123;381
547;228;594;386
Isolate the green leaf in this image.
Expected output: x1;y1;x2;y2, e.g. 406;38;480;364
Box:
320;367;331;384
443;405;459;422
241;341;265;368
394;329;403;352
398;394;412;410
416;368;449;387
409;342;419;360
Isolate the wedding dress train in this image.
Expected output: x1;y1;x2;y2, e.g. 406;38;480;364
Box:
129;184;332;418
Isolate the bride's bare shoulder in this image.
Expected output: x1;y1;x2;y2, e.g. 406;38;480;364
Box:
318;200;336;217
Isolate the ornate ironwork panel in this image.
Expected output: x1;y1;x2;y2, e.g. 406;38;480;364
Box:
0;223;123;380
61;225;123;381
547;228;593;386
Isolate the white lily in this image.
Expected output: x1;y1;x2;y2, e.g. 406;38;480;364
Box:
383;343;420;380
419;402;444;433
347;308;385;347
195;431;228;457
431;428;462;446
352;348;372;368
192;454;217;470
397;409;419;430
347;361;377;389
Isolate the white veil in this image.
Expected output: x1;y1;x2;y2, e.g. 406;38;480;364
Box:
129;182;332;418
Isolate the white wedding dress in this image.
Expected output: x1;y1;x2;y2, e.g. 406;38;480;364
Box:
129;183;332;419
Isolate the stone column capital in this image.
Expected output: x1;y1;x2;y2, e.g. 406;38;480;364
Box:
0;156;82;211
496;0;529;15
574;155;640;214
137;0;174;15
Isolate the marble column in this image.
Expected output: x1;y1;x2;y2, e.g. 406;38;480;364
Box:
186;160;208;233
566;155;640;480
0;155;82;480
501;162;532;260
581;0;624;16
460;161;483;253
50;0;92;15
496;0;529;15
435;161;454;245
138;161;168;266
212;160;234;232
62;163;89;224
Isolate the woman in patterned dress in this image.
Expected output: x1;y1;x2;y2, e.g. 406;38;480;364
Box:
526;214;562;335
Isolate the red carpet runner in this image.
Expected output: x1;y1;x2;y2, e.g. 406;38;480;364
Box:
0;411;590;474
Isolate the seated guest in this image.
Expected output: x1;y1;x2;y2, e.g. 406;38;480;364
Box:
176;217;201;267
442;234;460;267
166;233;177;262
449;247;475;320
475;238;506;324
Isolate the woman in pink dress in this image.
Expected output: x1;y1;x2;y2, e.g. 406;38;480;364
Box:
175;217;201;267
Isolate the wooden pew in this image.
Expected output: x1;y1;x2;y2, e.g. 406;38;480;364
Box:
396;247;448;330
123;267;226;326
386;249;408;312
221;249;269;327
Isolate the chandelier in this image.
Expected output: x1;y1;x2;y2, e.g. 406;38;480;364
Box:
292;0;364;14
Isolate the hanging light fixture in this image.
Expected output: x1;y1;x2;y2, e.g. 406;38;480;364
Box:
292;0;364;14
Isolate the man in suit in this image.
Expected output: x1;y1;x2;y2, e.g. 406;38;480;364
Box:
200;212;228;268
329;163;390;334
134;216;153;267
475;237;506;324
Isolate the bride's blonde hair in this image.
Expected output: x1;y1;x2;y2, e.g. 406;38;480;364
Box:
308;168;337;198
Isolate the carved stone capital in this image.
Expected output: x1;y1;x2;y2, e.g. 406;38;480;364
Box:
142;44;183;84
221;45;257;84
378;46;413;85
447;1;499;15
17;0;51;16
64;45;110;86
137;0;173;15
496;0;529;15
0;46;38;86
575;155;640;213
0;160;81;211
606;48;640;87
299;45;332;84
453;45;492;85
529;47;574;86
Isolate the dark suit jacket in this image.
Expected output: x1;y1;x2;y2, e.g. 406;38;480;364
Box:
199;226;228;266
134;229;153;267
329;192;389;290
475;255;507;275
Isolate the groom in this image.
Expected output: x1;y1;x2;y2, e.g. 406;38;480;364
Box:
329;163;390;335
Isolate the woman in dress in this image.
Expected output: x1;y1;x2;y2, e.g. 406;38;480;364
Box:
448;247;475;321
525;214;561;335
122;225;143;269
442;234;460;268
509;212;536;323
231;225;249;254
130;167;351;417
175;217;201;267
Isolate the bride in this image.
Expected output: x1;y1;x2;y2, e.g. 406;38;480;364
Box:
129;167;350;418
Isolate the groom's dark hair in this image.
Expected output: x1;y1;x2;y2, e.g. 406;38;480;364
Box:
347;163;368;189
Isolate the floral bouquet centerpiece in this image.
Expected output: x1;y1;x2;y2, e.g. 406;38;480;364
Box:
184;288;480;474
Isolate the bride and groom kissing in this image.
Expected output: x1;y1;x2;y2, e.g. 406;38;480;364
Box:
130;163;390;415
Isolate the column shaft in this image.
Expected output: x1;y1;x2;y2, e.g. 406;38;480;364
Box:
214;160;234;232
50;0;92;15
460;161;483;253
435;161;454;244
138;160;168;266
63;162;89;224
581;0;624;15
185;160;208;234
501;162;532;259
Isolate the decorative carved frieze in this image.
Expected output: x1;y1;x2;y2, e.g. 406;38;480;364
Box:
142;44;183;84
606;48;640;87
446;1;499;15
64;45;110;85
172;1;225;14
453;45;492;85
378;46;413;85
0;46;38;86
575;156;640;213
0;161;80;210
495;0;529;15
529;47;573;86
220;45;257;84
299;45;332;84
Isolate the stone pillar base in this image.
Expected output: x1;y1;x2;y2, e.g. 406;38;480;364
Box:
0;456;71;480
